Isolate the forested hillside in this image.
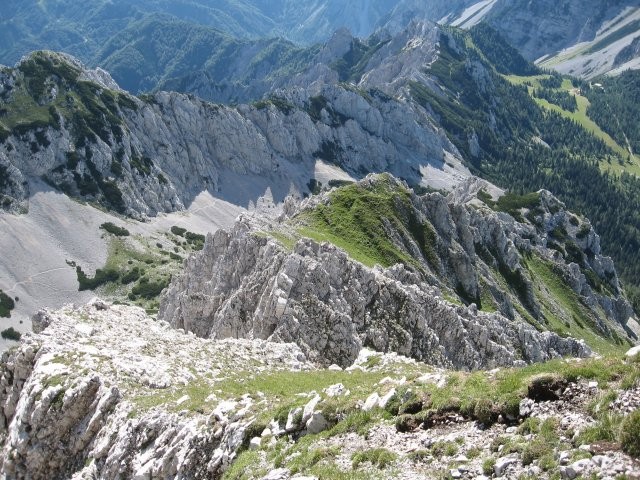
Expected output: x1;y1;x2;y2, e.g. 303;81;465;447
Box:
585;70;640;157
414;25;640;312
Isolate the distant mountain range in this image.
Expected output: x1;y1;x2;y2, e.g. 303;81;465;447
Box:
2;0;639;86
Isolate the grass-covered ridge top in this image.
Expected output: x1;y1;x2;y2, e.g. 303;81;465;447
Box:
294;173;437;271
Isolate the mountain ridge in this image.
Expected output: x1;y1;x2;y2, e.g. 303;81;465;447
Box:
159;174;636;363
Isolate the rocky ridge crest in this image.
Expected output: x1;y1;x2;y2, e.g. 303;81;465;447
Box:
158;175;636;368
2;300;639;480
0;50;466;217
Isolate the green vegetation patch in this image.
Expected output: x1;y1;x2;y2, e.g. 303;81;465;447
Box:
524;254;625;355
493;191;542;221
296;175;437;270
469;23;539;76
76;265;120;291
0;53;142;213
1;327;21;341
73;227;201;312
0;290;15;318
253;96;296;115
170;226;205;251
620;410;640;458
351;448;397;469
100;222;130;237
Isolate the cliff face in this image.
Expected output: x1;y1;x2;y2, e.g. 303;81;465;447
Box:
0;50;466;218
158;175;637;368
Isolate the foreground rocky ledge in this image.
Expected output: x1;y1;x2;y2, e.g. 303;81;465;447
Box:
1;301;639;479
0;301;311;479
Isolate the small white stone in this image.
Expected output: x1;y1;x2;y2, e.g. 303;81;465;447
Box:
450;468;462;479
306;412;330;434
570;458;593;473
285;407;303;432
625;345;640;358
302;395;321;424
378;388;396;409
249;437;261;450
261;468;291;480
175;395;190;406
363;392;380;411
324;383;349;397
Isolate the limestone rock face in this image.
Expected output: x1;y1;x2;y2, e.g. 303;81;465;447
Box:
0;301;311;479
0;50;467;217
156;175;639;369
158;220;586;369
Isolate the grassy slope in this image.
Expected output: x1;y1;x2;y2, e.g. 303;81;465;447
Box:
219;353;640;479
75;225;203;314
295;175;437;271
524;254;628;355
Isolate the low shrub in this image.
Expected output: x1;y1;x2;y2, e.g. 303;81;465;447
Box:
130;278;169;300
620;410;640;458
482;457;496;475
121;267;141;285
77;266;119;290
100;222;130;237
1;327;21;341
0;290;15;317
171;226;187;236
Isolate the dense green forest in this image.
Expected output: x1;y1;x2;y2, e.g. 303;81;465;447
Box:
415;26;640;312
533;88;578;112
468;23;539;76
585;70;640;156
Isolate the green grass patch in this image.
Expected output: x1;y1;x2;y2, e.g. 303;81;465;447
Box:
577;412;623;445
524;254;624;354
621;410;640;458
268;231;298;251
222;450;266;480
296;175;437;270
521;418;559;465
417;356;636;427
288;446;339;475
351;448;397;469
131;366;399;419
